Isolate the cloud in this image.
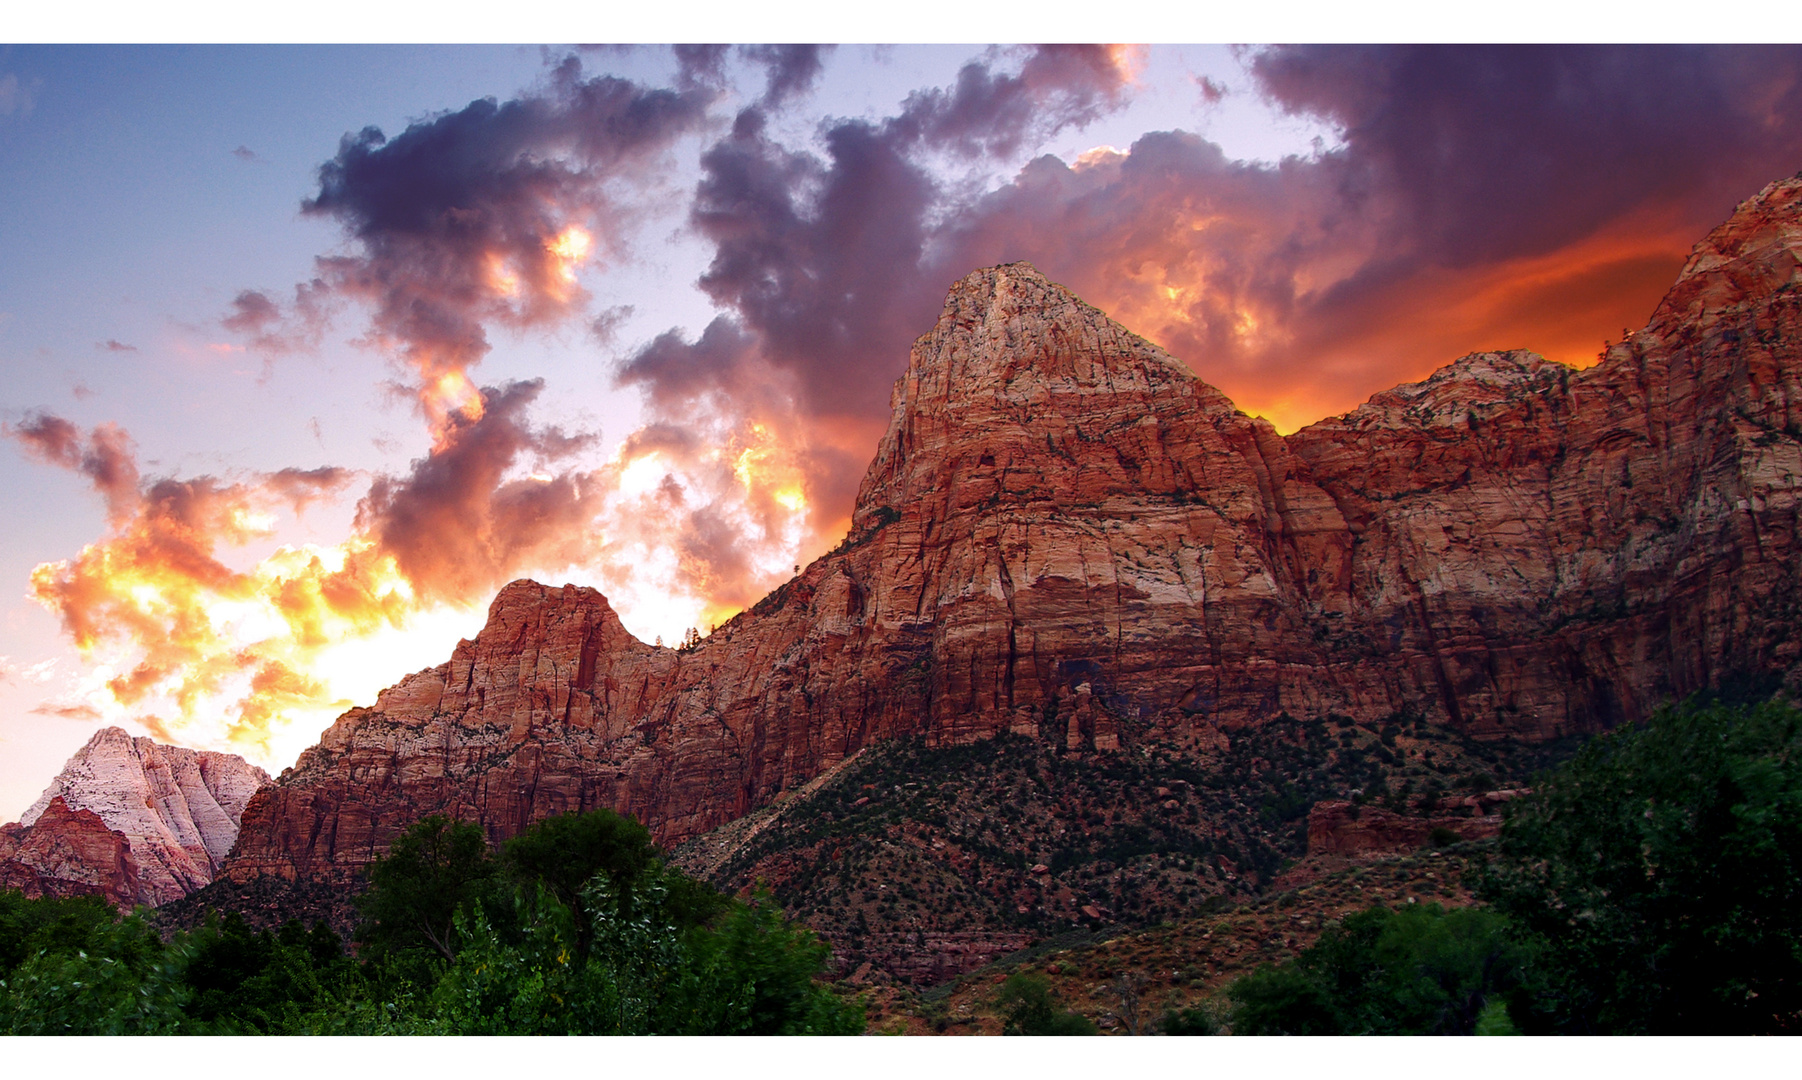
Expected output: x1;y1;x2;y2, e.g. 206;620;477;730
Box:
232;145;264;163
918;45;1802;429
742;44;831;109
606;46;1141;606
98;339;138;353
0;73;39;119
30;703;101;722
220;281;333;355
588;304;634;345
295;55;712;438
354;379;602;605
5;414;406;750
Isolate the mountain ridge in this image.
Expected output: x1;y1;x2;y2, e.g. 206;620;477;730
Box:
53;175;1802;981
2;727;268;907
224;175;1802;890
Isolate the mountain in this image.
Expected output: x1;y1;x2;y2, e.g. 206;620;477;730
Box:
202;175;1802;977
1;727;269;907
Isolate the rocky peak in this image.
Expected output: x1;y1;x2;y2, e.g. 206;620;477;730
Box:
1322;350;1569;431
10;727;269;906
1665;175;1802;299
854;261;1236;527
0;796;141;909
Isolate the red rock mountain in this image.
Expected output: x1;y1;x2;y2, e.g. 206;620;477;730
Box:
1;798;141;909
2;727;269;907
224;175;1802;890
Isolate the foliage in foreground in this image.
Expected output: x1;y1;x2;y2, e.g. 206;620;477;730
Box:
1477;695;1802;1033
0;809;862;1035
1226;902;1527;1035
1222;694;1802;1035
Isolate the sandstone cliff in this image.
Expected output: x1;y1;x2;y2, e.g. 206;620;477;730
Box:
5;727;269;907
1;797;141;909
225;176;1802;906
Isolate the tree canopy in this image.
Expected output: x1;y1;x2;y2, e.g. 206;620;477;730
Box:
1478;695;1802;1033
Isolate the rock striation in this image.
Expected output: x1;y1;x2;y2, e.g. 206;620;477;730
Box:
225;176;1802;899
4;727;269;907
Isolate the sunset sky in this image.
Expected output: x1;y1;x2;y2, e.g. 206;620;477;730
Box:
3;40;1802;818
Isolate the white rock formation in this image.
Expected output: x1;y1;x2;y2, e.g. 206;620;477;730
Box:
19;727;270;905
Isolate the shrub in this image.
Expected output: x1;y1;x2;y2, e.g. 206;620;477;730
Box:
1479;696;1802;1033
993;971;1097;1035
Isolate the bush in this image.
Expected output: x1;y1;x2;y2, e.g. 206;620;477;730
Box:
1160;1002;1221;1035
0;806;861;1036
1478;696;1802;1033
1228;902;1528;1035
994;972;1097;1035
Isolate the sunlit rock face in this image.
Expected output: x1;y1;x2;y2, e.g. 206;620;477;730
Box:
1;798;141;910
226;175;1802;884
3;727;269;906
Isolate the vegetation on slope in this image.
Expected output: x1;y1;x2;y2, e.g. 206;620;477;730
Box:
0;810;861;1035
681;709;1560;983
877;693;1802;1035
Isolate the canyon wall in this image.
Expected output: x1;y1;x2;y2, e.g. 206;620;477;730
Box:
3;727;269;907
223;176;1802;885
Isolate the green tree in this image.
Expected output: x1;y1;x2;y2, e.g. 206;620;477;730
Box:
0;891;117;977
1159;1002;1222;1035
502;809;729;962
356;815;507;965
177;913;362;1032
425;875;861;1035
659;889;864;1034
0;904;188;1034
1478;695;1802;1033
993;971;1098;1035
1228;902;1529;1035
1227;962;1343;1034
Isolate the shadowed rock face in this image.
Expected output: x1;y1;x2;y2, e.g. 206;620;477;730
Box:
225;176;1802;887
4;728;269;907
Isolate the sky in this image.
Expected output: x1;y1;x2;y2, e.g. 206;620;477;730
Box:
2;41;1802;820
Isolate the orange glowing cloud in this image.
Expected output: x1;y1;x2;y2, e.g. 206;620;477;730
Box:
6;390;611;763
1075;202;1697;434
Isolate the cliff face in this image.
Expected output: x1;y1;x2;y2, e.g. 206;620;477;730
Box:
1;798;140;909
1289;176;1802;736
226;176;1802;889
4;727;269;907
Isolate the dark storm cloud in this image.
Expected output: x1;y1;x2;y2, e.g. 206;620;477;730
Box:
742;45;831;109
1251;45;1802;268
291;56;712;396
621;45;1137;424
